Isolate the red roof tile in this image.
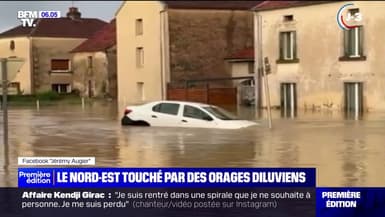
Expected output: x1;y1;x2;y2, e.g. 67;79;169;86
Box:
164;1;264;10
226;47;254;60
0;17;107;39
253;1;335;11
71;19;116;53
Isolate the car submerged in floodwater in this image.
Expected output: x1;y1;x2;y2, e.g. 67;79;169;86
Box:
121;101;258;129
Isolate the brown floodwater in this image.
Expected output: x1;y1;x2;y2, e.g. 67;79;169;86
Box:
0;101;385;187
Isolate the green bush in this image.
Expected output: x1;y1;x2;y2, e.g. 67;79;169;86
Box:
36;91;61;101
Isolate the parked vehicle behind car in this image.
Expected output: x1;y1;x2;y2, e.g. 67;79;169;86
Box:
121;101;258;129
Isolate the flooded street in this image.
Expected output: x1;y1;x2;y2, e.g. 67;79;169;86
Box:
1;101;385;187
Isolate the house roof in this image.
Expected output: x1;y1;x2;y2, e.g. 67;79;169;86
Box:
71;19;116;53
0;17;107;39
163;1;264;10
253;1;337;11
225;47;254;61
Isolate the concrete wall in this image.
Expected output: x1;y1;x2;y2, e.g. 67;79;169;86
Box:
168;9;254;82
229;61;254;86
256;1;385;111
116;1;165;105
72;51;109;97
230;61;253;77
31;37;85;93
0;37;32;94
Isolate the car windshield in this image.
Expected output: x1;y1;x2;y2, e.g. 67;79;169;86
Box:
202;106;238;120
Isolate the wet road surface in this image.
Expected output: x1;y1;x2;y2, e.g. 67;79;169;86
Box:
0;101;385;187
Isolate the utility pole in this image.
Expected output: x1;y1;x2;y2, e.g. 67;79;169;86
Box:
254;13;262;111
1;57;24;169
263;57;273;129
1;59;8;158
254;14;272;128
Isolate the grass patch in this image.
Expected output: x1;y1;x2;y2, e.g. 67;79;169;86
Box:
4;91;86;106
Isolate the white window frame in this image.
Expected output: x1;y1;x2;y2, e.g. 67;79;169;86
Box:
52;83;71;93
282;32;294;60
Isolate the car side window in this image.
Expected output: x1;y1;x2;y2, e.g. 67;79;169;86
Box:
152;103;180;115
183;105;213;121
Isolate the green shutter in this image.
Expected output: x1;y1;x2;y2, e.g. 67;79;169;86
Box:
359;26;363;56
293;31;297;59
279;32;284;60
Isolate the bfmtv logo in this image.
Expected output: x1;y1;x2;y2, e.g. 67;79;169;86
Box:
337;3;363;30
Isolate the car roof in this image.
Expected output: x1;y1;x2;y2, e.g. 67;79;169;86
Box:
151;100;212;107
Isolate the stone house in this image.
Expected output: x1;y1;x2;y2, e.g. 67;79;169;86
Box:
253;1;385;115
116;1;263;104
0;7;106;94
71;19;117;98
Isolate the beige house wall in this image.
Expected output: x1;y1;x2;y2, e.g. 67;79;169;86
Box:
72;51;109;97
0;37;32;94
31;37;85;93
256;1;385;111
116;1;166;105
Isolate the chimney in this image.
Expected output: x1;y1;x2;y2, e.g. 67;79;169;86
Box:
67;7;81;20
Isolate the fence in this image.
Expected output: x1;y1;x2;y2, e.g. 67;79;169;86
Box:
167;86;237;105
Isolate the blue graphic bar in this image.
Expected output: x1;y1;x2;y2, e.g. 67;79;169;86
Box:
317;188;385;217
18;168;315;188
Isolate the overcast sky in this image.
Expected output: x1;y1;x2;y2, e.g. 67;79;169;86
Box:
0;1;122;32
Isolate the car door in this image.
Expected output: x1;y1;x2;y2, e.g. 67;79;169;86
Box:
149;102;181;127
180;105;218;128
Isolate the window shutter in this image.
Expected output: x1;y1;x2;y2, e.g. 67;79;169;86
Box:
359;26;363;56
279;32;284;60
343;30;349;57
293;31;297;59
51;59;69;71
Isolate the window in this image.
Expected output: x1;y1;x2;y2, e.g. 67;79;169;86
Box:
152;103;180;115
51;59;70;71
52;83;70;93
87;56;93;68
344;82;363;119
136;47;144;67
202;106;238;120
183;105;213;121
279;31;297;61
343;26;363;58
348;8;359;17
136;19;143;35
280;83;297;118
283;15;294;22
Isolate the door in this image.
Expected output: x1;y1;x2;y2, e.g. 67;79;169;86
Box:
180;105;217;128
344;82;363;119
150;102;181;127
280;83;297;118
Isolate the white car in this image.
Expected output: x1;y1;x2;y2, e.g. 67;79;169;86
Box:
121;101;258;129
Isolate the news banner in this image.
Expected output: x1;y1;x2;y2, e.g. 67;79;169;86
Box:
1;158;385;217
